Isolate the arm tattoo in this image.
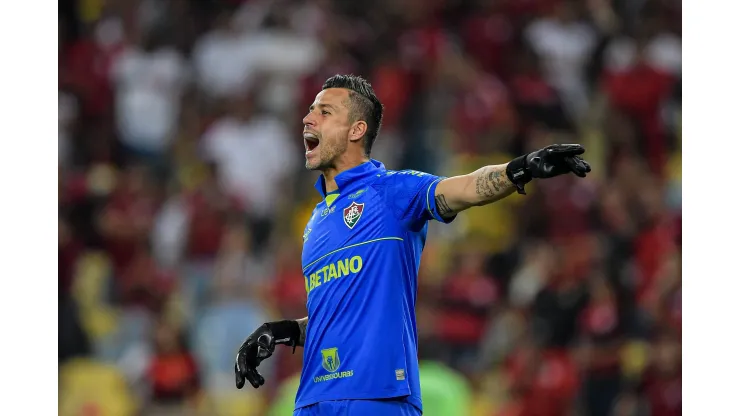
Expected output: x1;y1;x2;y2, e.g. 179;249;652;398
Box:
296;317;308;346
435;194;455;217
474;166;513;200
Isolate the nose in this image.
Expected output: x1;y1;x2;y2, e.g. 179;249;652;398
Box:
303;112;317;129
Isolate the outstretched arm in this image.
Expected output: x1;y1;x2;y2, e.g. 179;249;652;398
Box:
433;144;592;219
434;164;516;218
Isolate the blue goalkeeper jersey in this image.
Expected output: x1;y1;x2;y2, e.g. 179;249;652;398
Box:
295;159;455;412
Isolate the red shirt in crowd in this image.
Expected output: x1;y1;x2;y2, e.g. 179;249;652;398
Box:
634;218;678;306
437;272;499;345
644;370;682;416
148;352;200;402
453;72;515;153
511;73;561;108
59;38;124;119
462;10;514;77
505;348;580;416
120;249;174;310
604;64;675;176
100;187;159;274
398;21;446;76
371;63;412;130
184;187;244;260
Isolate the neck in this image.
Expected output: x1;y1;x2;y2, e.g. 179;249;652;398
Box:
321;155;370;194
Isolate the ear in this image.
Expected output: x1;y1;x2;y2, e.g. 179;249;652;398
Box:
348;120;368;144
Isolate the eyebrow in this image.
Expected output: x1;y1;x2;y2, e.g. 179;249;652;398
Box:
309;103;338;112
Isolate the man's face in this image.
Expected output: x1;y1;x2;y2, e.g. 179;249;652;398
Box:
303;88;353;171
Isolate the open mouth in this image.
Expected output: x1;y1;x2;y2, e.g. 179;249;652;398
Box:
304;133;320;153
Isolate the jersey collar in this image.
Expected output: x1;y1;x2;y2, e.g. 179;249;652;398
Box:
314;159;385;197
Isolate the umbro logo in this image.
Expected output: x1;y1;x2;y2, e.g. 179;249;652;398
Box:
348;189;366;199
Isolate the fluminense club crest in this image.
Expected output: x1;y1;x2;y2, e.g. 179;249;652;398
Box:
342;202;364;229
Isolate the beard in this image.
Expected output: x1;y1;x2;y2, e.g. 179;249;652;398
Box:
305;139;347;171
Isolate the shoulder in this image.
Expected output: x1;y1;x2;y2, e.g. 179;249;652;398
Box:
370;169;442;207
306;199;325;219
374;169;437;185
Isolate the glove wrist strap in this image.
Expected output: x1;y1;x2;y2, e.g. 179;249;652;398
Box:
265;320;301;352
506;154;532;195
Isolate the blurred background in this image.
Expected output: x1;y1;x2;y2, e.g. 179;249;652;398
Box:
58;0;681;414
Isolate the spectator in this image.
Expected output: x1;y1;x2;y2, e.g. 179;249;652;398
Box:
192;9;263;100
461;0;516;78
210;222;270;305
603;15;682;76
504;337;581;416
59;16;124;120
509;48;573;132
437;243;500;373
200;93;297;234
184;162;245;263
251;1;326;114
98;165;161;279
119;241;173;312
59;90;80;168
603;40;675;176
643;331;682;416
111;28;189;164
525;1;598;119
146;320;201;405
579;274;623;416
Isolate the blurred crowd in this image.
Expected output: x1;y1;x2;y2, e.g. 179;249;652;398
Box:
58;0;681;415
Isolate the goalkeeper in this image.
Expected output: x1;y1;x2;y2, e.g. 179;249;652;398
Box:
235;75;591;416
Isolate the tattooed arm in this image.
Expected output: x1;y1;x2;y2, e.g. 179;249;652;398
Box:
434;164;516;218
296;317;308;346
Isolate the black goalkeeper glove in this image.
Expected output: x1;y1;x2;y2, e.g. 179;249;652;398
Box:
234;320;301;389
505;144;592;195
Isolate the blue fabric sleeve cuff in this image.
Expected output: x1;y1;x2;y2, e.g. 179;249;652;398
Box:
425;178;456;224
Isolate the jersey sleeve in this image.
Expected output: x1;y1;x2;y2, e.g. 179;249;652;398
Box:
381;170;456;229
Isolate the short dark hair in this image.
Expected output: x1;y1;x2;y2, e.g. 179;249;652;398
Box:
322;74;384;156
